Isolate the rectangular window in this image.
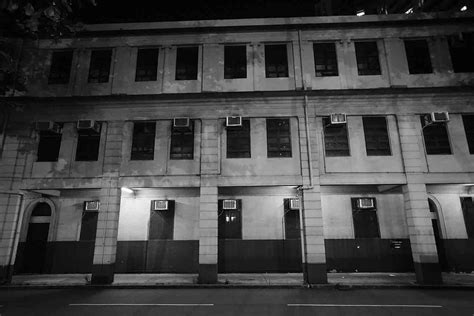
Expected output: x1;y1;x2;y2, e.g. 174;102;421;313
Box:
265;44;289;78
362;116;391;156
462;115;474;154
175;46;198;80
323;117;349;157
88;50;112;83
48;51;73;84
404;39;433;74
135;48;159;82
227;120;250;158
79;211;99;241
76;129;101;161
284;199;300;239
37;128;62;162
313;43;338;77
131;122;156;160
218;199;242;239
266;118;292;158
355;41;381;76
421;116;451;155
461;197;474;238
149;201;175;240
448;33;474;73
170;122;194;160
224;45;247;79
351;198;380;238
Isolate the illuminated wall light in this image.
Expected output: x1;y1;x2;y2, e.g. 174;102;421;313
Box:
121;187;134;194
356;9;365;16
460;5;467;11
405;7;413;14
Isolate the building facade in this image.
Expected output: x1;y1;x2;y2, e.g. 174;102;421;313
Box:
0;12;474;285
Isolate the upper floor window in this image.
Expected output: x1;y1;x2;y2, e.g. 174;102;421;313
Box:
421;116;451;155
355;41;381;76
227;119;250;158
462;115;474;154
37;126;63;162
224;45;247;79
88;50;112;83
404;39;433;74
265;44;288;78
362;116;391;156
313;43;338;77
76;126;101;161
352;197;380;238
448;33;474;73
131;122;156;160
323;117;349;157
267;118;292;157
176;46;198;80
135;48;159;82
48;51;73;84
170;122;194;159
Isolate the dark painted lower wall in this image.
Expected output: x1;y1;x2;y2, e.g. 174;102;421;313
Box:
325;239;414;272
442;239;474;272
115;240;198;273
218;239;302;273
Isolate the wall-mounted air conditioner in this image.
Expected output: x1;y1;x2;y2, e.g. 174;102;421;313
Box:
289;198;300;210
330;113;347;125
151;200;169;211
35;121;62;134
428;112;449;123
84;200;100;211
77;120;101;133
222;199;237;210
173;117;190;128
356;198;375;209
226;116;242;127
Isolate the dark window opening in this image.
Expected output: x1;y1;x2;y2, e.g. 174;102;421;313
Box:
323;117;349;157
351;198;380;238
404;39;433;74
284;199;300;239
149;201;175;240
448;33;474;73
176;46;198;80
131;122;156;160
48;51;73;84
135;48;159;82
224;45;247;79
37;129;62;162
313;43;338;77
265;44;289;78
31;202;52;217
363;116;391;156
79;211;98;241
218;199;242;239
76;129;101;161
227;120;250;158
170;122;194;160
463;115;474;154
355;41;381;76
421;116;451;155
267;118;292;158
461;197;474;238
88;50;112;83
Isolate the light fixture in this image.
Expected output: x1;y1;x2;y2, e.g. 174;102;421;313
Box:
121;187;134;194
464;184;474;186
405;7;413;14
460;5;467;11
356;9;365;16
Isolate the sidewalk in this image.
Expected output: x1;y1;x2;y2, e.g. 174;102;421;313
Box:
4;272;474;288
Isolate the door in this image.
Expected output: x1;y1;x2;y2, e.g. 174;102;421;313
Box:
217;200;242;272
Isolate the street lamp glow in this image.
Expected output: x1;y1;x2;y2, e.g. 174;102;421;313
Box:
121;187;134;194
460;5;467;11
405;7;413;14
356;10;365;16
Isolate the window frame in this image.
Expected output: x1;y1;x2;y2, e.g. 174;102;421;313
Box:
264;44;289;78
48;50;73;85
226;119;251;158
224;45;247;79
404;39;433;74
135;48;159;82
323;117;350;157
355;41;381;76
351;197;380;238
170;121;194;160
460;197;474;239
313;42;339;77
37;127;63;162
75;128;101;162
462;115;474;154
421;116;452;155
130;121;156;161
218;199;242;239
79;211;99;241
447;33;474;73
284;198;301;240
175;46;199;80
88;49;112;83
149;200;175;240
362;116;391;156
266;118;292;158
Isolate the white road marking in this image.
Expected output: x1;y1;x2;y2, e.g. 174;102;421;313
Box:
69;303;214;306
288;304;443;308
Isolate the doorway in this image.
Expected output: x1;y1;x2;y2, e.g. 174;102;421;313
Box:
428;198;448;270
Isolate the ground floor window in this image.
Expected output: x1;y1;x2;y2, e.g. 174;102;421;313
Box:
218;199;242;239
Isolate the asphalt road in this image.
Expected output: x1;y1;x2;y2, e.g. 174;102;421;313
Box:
0;288;473;315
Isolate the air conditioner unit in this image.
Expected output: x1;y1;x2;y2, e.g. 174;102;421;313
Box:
330;113;347;125
429;112;449;123
173;117;190;128
77;120;101;133
356;198;375;209
151;200;168;211
289;198;300;210
35;121;61;134
226;116;242;127
84;200;100;211
222;199;237;210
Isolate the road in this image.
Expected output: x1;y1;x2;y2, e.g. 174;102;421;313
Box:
0;288;473;315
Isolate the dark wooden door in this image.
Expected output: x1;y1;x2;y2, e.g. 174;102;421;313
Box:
22;223;49;273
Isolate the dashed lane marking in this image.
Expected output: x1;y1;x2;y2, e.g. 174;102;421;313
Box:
287;304;443;308
69;303;214;306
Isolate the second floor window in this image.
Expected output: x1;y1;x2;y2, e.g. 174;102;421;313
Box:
224;45;247;79
265;44;289;78
355;41;381;76
88;50;112;83
267;118;292;157
404;39;433;74
313;43;338;77
76;129;101;161
135;48;159;82
37;128;62;162
323;117;349;157
363;116;391;156
421;116;451;155
131;122;156;160
448;33;474;73
170;123;194;159
48;51;73;84
176;46;198;80
462;115;474;154
227;119;251;158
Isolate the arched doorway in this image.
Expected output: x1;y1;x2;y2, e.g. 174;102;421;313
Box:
428;198;448;270
19;202;52;273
